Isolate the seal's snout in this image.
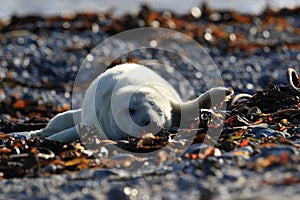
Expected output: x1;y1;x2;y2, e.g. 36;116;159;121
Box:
137;112;159;127
140;115;151;126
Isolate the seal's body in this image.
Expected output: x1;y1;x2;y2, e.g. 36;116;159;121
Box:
81;63;181;140
22;63;232;142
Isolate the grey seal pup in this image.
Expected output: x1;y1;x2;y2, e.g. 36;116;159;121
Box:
21;63;233;142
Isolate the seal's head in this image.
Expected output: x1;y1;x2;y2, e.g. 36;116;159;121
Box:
110;85;173;139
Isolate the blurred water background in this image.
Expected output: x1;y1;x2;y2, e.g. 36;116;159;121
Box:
1;0;300;18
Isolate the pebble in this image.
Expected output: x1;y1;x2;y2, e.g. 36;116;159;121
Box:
252;127;288;138
260;146;298;157
222;146;254;159
180;143;208;157
42;164;57;173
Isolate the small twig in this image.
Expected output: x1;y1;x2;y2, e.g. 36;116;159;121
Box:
270;108;300;118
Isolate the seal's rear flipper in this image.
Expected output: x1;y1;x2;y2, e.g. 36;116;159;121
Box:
171;87;233;128
197;87;234;109
48;126;79;143
39;109;82;138
12;109;82;140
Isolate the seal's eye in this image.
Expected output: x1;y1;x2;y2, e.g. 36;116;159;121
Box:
129;108;136;115
149;101;155;106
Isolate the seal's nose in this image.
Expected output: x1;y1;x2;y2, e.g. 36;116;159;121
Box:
140;114;151;126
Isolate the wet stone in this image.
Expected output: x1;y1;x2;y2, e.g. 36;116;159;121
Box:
259;146;297;157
